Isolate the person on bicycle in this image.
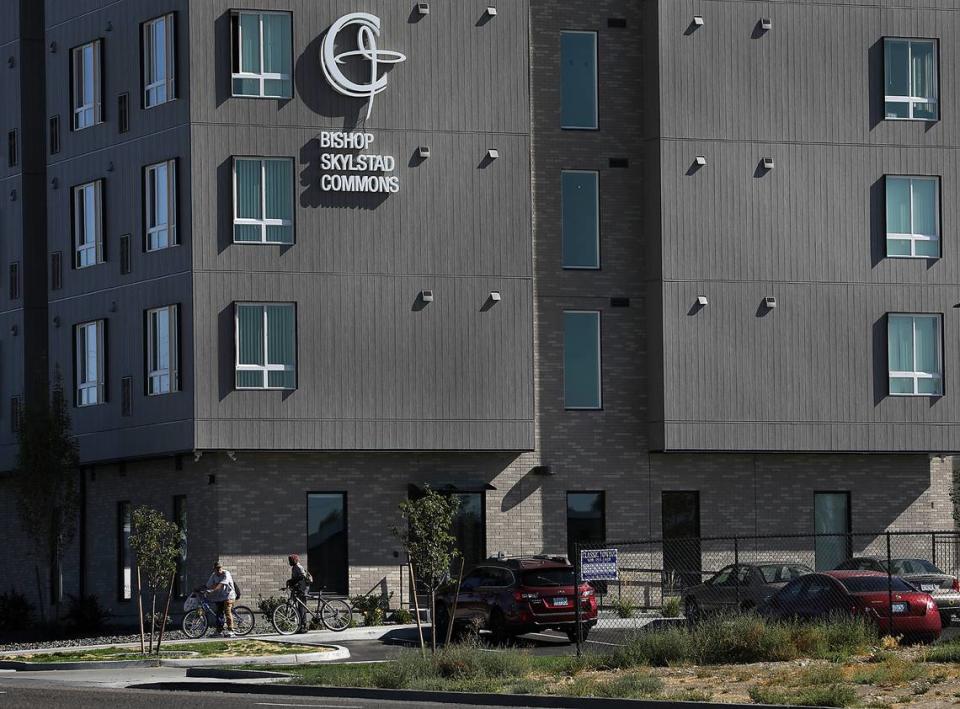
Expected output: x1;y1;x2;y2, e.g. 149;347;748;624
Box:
206;562;237;637
286;554;311;633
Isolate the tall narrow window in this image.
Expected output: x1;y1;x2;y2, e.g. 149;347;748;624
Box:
121;376;132;416
231;11;293;98
118;93;129;134
888;314;942;396
233;158;294;244
10;396;21;433
174;495;187;597
662;491;701;589
560;31;598;129
145;160;177;251
886;176;939;258
235;303;296;389
76;320;105;406
8;263;19;300
884;38;938;121
147;305;178;395
562;171;600;269
120;235;131;274
306;493;347;595
49;115;60;155
814;492;851;571
51;252;63;290
72;180;104;268
563;311;602;409
143;14;176;108
566;492;605;565
7;130;16;167
71;40;103;130
118;501;132;601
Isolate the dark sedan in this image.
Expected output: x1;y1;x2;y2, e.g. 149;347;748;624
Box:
683;563;812;621
835;557;960;626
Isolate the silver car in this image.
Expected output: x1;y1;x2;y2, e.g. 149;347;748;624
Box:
683;563;813;621
834;557;960;626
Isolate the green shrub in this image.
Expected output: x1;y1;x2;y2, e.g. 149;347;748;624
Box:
391;608;414;625
608;625;692;668
0;590;34;632
598;672;663;698
661;596;682;618
749;683;857;708
350;593;391;627
64;594;110;633
610;597;635;619
256;594;285;618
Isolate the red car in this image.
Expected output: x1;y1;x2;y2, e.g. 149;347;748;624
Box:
435;556;598;643
760;570;941;641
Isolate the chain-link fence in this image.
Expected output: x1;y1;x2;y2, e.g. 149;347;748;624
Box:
573;531;960;654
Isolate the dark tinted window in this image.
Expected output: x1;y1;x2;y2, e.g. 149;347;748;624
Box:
522;568;576;587
775;577;809;603
838;576;914;593
758;565;811;583
890;559;942;575
307;493;347;595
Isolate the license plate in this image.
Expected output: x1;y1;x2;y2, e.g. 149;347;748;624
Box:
921;585;938;592
552;597;569;607
891;602;908;614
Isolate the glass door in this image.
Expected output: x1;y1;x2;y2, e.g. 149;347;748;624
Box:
814;492;850;571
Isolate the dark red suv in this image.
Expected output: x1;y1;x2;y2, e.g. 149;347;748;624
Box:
435;556;599;644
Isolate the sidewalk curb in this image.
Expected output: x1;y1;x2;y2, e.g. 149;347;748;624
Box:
124;681;797;708
185;668;293;680
0;645;348;671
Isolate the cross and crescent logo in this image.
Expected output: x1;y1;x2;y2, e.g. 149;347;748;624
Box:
321;12;406;120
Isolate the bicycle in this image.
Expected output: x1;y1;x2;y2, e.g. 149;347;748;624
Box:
181;589;255;638
271;586;353;634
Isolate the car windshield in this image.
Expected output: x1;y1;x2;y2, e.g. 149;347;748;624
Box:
521;569;575;587
889;559;943;575
838;577;915;593
758;565;811;583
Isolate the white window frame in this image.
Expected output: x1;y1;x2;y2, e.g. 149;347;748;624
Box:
76;320;105;407
145;159;177;251
560;30;599;131
884;38;939;121
234;303;297;390
232;157;294;244
73;180;103;269
886;175;940;258
888;314;943;397
72;40;102;130
231;11;292;98
561;169;601;270
143;14;176;108
563;310;603;410
147;305;178;396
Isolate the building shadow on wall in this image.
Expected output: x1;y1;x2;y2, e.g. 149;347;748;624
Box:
869;178;885;267
298;139;393;211
500;466;547;513
218;306;234;401
868;40;884;130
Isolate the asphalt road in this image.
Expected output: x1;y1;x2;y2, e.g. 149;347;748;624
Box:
0;684;552;709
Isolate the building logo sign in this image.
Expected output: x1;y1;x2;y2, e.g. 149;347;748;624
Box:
321;12;406;120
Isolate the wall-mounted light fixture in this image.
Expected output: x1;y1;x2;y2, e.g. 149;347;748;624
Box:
695;155;707;166
417;146;431;159
53;315;60;328
7;57;15;69
697;296;709;306
487;149;500;160
760;18;773;30
50;177;58;189
420;290;434;303
49;41;57;53
107;161;115;172
417;2;430;15
486;6;498;17
764;296;778;309
490;291;502;302
762;157;775;170
9;325;17;336
693;15;704;26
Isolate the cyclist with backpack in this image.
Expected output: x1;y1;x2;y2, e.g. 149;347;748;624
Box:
286;554;312;633
206;561;238;637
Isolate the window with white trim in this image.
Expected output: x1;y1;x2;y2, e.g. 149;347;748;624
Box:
231;11;293;98
145;160;177;251
886;176;939;258
147;305;178;395
235;303;296;390
233;157;294;244
71;40;102;130
76;320;105;406
563;311;602;409
884;38;938;121
888;314;942;396
143;14;176;108
73;180;103;268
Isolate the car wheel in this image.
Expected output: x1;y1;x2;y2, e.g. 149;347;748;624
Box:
488;610;510;646
566;625;589;644
684;598;700;624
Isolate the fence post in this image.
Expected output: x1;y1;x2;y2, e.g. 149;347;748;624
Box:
932;533;937;569
885;532;894;637
734;537;741;610
575;542;583;658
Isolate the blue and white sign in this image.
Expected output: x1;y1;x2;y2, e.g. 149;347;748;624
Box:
580;548;618;582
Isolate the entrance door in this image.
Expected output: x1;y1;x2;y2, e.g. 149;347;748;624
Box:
662;491;701;590
814;492;850;571
451;492;485;574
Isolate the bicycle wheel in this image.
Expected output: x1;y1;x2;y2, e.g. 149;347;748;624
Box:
321;599;353;632
231;605;255;636
181;609;208;638
271;602;301;635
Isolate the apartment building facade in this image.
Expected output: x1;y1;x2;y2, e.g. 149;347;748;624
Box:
1;0;957;617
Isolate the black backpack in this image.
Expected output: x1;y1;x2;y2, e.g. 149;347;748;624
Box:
233;581;242;600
